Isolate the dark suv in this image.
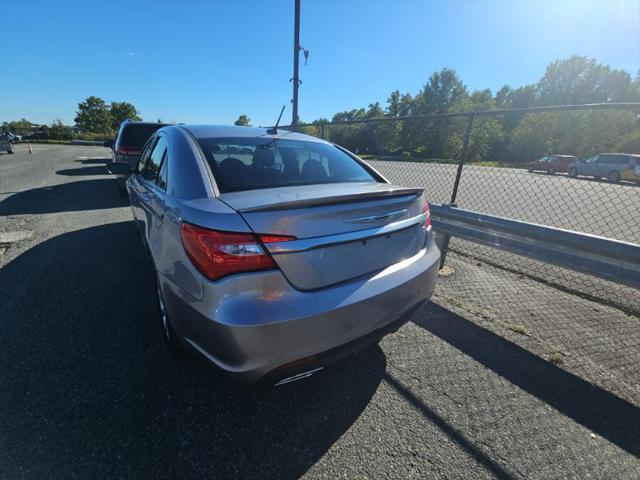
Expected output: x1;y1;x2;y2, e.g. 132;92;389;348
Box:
527;154;576;174
107;121;168;172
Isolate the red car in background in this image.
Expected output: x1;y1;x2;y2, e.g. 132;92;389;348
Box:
527;154;576;174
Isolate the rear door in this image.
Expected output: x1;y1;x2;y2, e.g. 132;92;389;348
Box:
142;136;168;260
597;155;613;176
129;136;157;233
582;156;599;176
133;135;168;252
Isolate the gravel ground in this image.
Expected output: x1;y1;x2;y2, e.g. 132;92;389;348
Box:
1;145;638;479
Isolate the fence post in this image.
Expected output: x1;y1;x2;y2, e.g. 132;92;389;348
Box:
320;123;325;140
439;113;475;269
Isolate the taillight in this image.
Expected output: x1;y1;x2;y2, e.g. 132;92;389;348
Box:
180;222;294;281
421;200;431;228
117;146;141;155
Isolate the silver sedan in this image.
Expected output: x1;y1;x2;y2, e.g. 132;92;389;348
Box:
109;125;440;386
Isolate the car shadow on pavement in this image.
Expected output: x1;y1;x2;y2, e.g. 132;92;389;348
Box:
75;157;111;164
56;166;110;176
411;303;640;458
0;221;385;479
0;179;128;215
384;372;515;480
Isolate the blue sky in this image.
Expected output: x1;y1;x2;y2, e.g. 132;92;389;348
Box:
0;0;638;127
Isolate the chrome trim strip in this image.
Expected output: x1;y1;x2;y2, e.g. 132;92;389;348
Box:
266;212;428;254
274;367;325;386
343;208;407;225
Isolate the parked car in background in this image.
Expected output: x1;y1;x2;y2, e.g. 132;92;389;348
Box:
106;120;168;172
0;133;15;154
107;124;439;386
527;154;576;174
23;131;48;141
568;153;640;183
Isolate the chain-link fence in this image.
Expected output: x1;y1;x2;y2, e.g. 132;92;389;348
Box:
286;104;640;316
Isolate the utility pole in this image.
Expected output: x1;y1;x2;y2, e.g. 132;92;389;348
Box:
291;0;301;125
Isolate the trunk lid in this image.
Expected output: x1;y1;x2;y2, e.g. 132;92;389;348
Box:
219;182;428;290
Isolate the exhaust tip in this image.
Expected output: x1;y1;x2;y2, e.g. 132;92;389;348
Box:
274;366;324;386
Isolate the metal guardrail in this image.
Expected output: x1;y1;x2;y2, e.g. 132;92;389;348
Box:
431;204;640;290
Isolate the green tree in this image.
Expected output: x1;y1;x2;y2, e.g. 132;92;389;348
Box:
310;57;637;163
48;120;73;140
415;68;468;114
626;74;640;102
75;96;112;134
403;68;469;158
537;55;630;105
110;101;141;131
234;115;251;126
298;118;330;138
2;118;33;135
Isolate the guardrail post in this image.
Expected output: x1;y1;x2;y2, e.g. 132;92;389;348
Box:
439;113;475;269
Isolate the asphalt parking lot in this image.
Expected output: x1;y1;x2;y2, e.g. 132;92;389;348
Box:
1;145;639;479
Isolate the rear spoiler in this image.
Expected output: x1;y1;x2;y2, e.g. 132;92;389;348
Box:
237;187;424;213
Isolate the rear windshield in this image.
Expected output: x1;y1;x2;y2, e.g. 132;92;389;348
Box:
197;137;378;193
119;125;165;149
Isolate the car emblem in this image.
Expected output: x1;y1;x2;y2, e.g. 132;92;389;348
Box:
343;209;407;225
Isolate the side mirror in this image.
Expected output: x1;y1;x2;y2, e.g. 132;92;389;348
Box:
106;162;131;175
104;139;114;149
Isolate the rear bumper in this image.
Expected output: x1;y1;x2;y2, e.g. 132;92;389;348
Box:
162;236;440;385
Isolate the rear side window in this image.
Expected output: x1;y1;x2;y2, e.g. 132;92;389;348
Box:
156;156;168;190
197;137;378;193
137;137;157;173
119;124;165;150
142;136;168;182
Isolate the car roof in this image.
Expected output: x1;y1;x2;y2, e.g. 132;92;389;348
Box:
121;121;169;128
179;124;326;143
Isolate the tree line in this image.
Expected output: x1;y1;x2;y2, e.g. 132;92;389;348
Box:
296;56;640;163
4;56;638;158
2;97;142;141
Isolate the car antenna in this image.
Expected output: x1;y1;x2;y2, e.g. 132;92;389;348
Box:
266;105;286;135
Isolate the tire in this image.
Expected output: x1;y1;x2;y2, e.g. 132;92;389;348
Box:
568;167;577;178
608;170;621;183
154;272;187;358
527;165;534;173
547;167;555;175
7;149;13;154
